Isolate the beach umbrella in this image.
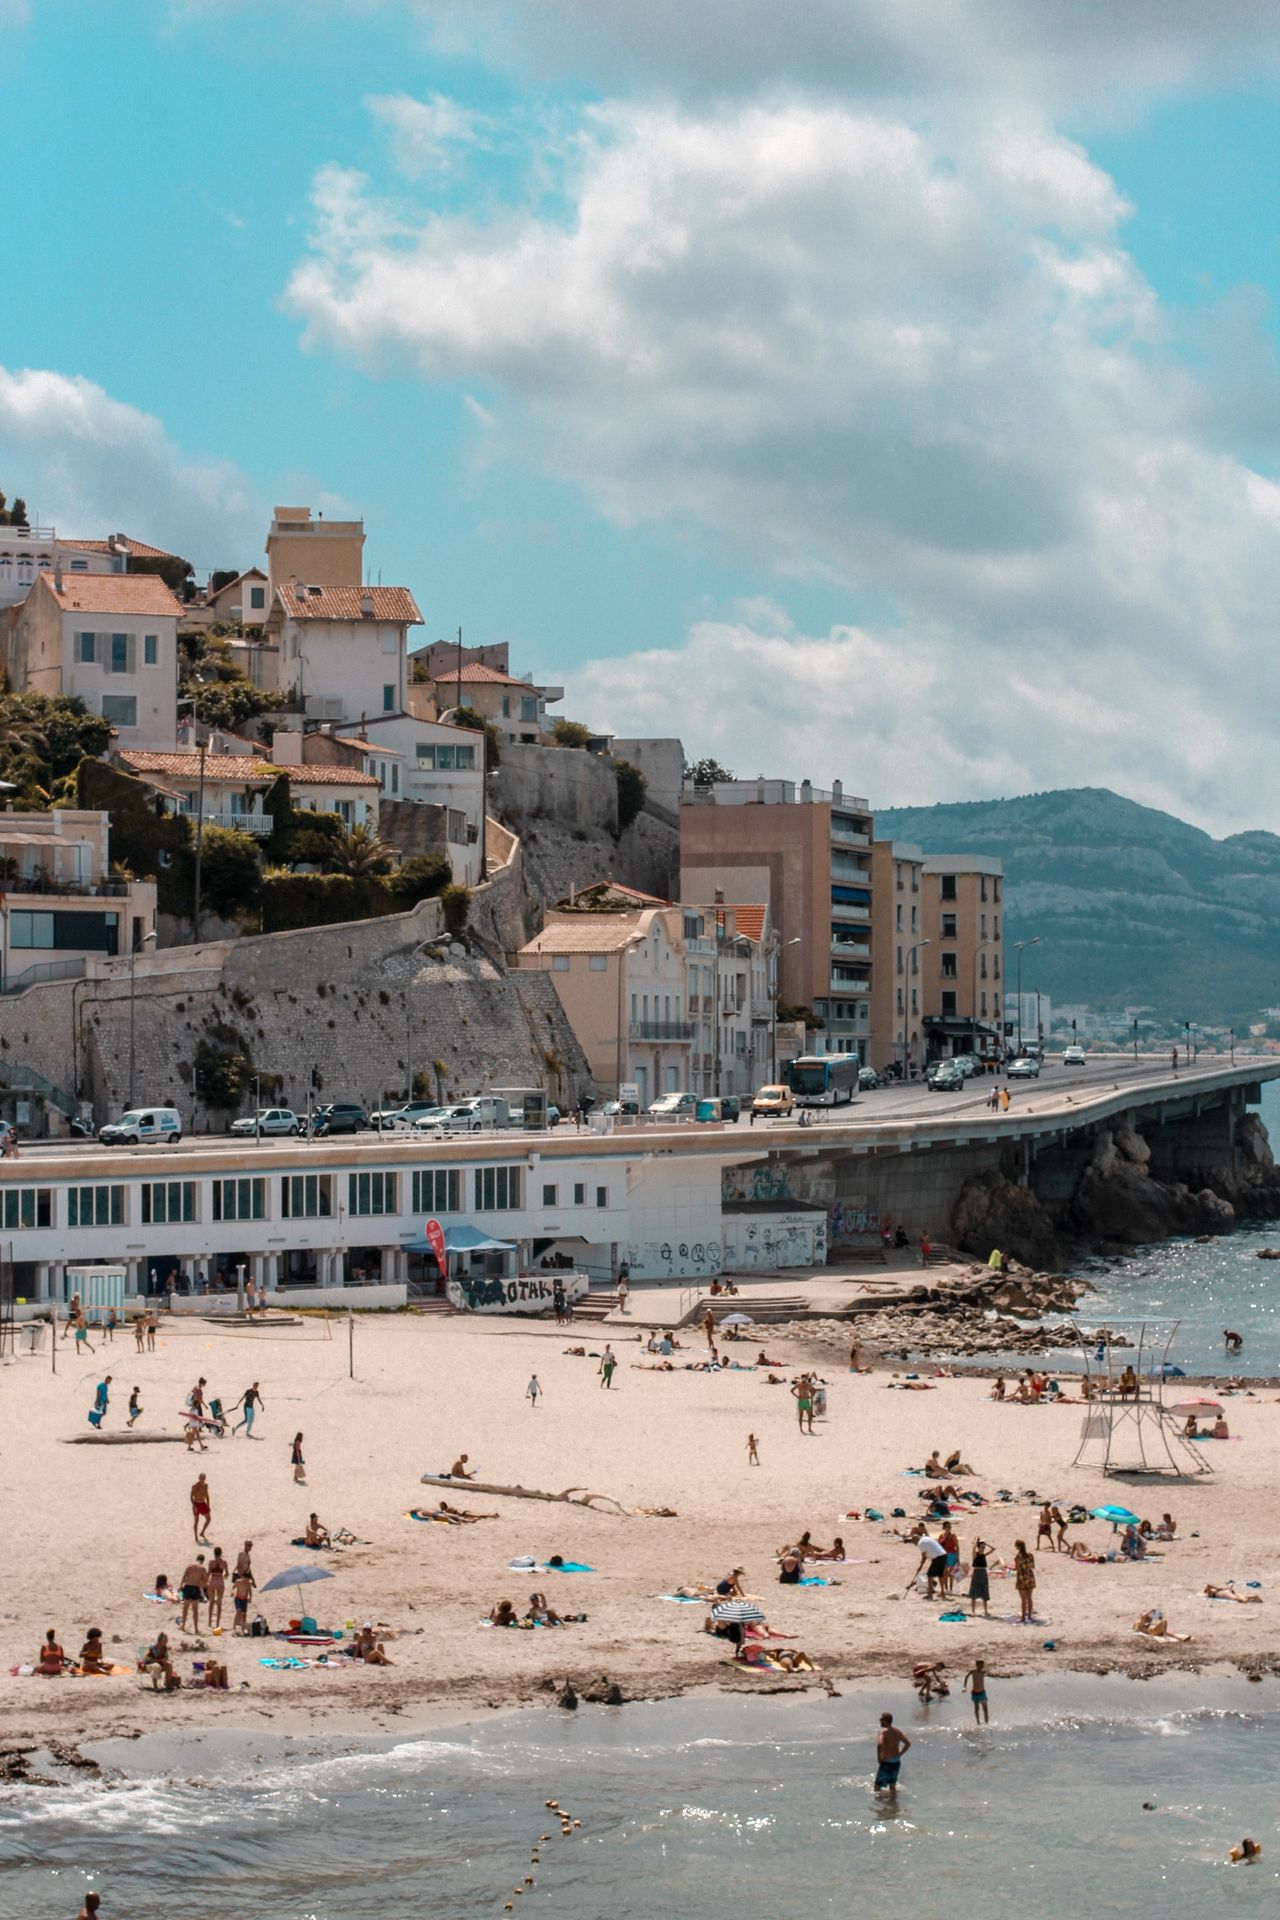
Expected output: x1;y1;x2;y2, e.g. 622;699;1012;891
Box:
1090;1505;1140;1532
1169;1399;1222;1417
711;1600;766;1624
720;1312;754;1326
261;1563;334;1616
1160;1364;1186;1378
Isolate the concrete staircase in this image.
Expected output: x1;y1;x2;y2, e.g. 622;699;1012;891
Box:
679;1293;809;1326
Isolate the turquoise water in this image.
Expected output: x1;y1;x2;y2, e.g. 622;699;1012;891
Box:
2;1678;1278;1918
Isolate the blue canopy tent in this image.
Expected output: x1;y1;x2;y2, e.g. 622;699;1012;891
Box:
403;1223;518;1282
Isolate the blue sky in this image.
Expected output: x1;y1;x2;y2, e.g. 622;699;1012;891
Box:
2;2;1279;829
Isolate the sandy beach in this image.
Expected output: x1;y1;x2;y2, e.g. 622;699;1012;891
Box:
2;1306;1277;1750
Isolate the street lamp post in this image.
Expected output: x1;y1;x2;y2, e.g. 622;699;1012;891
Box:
901;939;930;1080
1184;1019;1191;1065
770;935;801;1081
1013;938;1042;1055
1132;1017;1139;1066
127;929;158;1107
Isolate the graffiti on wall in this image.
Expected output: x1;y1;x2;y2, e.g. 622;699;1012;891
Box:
624;1238;723;1280
722;1162;795;1204
829;1198;883;1244
726;1212;828;1270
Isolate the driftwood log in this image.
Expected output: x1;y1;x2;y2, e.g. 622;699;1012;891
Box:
64;1431;187;1445
420;1471;631;1516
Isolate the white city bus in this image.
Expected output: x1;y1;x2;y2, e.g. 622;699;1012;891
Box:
785;1053;862;1107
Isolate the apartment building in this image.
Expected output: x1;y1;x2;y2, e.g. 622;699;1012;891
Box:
0;528;191;611
117;745;380;832
419;660;564;744
683;899;776;1097
681;776;874;1061
0;809;155;991
869;840;925;1075
920;854;1004;1062
5;570;182;749
261;583;421;727
265;505;364;596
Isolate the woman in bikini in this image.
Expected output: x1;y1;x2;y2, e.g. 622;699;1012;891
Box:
206;1547;228;1630
78;1629;110;1675
1014;1541;1037;1622
35;1629;65;1675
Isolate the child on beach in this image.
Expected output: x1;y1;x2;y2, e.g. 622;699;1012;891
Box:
746;1433;760;1465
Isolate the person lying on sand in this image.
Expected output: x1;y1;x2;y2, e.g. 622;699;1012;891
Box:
304;1514;331;1548
756;1349;785;1367
738;1645;816;1672
808;1536;846;1561
417;1502;499;1523
1067;1540;1106;1563
1133;1609;1191;1641
1204;1583;1262;1603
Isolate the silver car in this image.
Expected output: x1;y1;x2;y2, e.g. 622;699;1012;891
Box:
230;1107;303;1137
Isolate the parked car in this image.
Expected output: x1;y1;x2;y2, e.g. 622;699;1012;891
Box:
546;1104;561;1127
1061;1045;1088;1066
309;1102;369;1136
99;1106;183;1146
752;1084;794;1117
410;1107;453;1134
600;1098;640;1117
441;1096;512;1132
1006;1056;1041;1080
857;1067;880;1090
370;1100;445;1132
230;1107;303;1137
951;1054;978;1079
648;1092;697;1120
927;1062;965;1092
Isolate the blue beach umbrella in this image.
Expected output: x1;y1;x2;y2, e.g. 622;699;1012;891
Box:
261;1563;334;1617
1090;1505;1140;1532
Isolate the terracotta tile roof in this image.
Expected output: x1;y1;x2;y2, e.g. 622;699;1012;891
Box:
519;916;654;956
61;536;191;564
275;584;422;624
731;904;766;941
118;750;377;787
559;881;670;908
40;572;185;618
433;661;539;688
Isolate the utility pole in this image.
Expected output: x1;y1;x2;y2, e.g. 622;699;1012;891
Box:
1013;938;1041;1055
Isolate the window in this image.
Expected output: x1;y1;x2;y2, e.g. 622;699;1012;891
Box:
416;742;476;771
474;1165;522;1210
101;695;137;728
588;954;607;972
250;586;266;610
501;695;511;717
67;1184;124;1227
596;1186;608;1208
283;1173;331;1218
2;1186;51;1230
212;1177;265;1222
941;914;957;939
573;1183;586;1205
896;944;903;974
143;634;158;666
941;953;957;979
980;876;989;901
941;991;957;1016
412;1169;460;1213
391;763;399;794
110;633;129;673
141;1181;196;1225
447;808;466;844
940;875;957;901
383;685;395;712
896;903;902;930
11;911;54;949
76;631;96;664
551;954;570;972
348;1170;395;1216
980;913;987;939
542;1183;558;1206
520;695;537;721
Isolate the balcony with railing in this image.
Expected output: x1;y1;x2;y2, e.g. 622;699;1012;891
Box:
830;820;871;847
171;804;274;838
829;973;871;996
629;1020;695;1043
1;874;130;899
831;937;871;961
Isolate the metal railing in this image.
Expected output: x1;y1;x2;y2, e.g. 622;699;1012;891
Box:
629;1020;695;1042
0;957;86;995
0;875;129;898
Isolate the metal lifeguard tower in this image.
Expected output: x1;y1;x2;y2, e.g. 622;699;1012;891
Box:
1070;1317;1211;1476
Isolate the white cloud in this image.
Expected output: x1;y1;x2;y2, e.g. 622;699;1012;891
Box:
0;368;262;567
367;90;490;178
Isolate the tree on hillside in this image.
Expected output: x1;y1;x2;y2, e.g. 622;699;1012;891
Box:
550;718;593;749
613;758;647;831
208;569;240;595
326;823;395;879
685;755;734;786
452;704;501;767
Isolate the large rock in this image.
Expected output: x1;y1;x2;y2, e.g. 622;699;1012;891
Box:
1072;1163;1235;1242
951;1173;1064;1270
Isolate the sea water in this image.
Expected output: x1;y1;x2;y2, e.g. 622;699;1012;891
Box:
2;1677;1277;1919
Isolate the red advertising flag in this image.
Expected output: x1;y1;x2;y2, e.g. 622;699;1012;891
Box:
425;1217;447;1272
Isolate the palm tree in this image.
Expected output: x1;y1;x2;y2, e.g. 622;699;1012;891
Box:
327;823;395;879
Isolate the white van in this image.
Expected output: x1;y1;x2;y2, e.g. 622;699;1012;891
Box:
99;1107;183;1147
648;1091;696;1120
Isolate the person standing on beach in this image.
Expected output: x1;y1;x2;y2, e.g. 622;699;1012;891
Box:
62;1294;81;1338
527;1374;541;1408
91;1375;111;1428
179;1553;208;1632
1014;1539;1037;1622
963;1658;990;1724
969;1537;991;1617
126;1386;142;1429
145;1310;157;1352
191;1472;212;1541
920;1234;932;1267
291;1432;306;1483
792;1375;814;1433
1036;1504;1055;1552
232;1381;264;1437
231;1566;255;1634
133;1315;145;1354
206;1547;228;1630
599;1345;617;1389
747;1432;760;1466
874;1713;910;1795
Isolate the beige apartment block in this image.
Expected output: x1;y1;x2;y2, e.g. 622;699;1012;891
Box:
681;776;873;1062
920;853;1005;1062
266;506;365;596
869;839;925;1075
5;570;183;749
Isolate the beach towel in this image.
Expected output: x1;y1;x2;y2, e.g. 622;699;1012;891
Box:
656;1593;706;1604
506;1558;595;1573
142;1592;172;1604
937;1610;968;1623
797;1576;832;1587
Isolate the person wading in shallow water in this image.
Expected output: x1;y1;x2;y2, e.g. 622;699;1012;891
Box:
874;1713;910;1795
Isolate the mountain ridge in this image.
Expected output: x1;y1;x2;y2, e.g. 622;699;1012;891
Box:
875;787;1280;1024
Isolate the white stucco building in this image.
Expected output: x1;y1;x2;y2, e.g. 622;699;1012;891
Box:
5;570;182;749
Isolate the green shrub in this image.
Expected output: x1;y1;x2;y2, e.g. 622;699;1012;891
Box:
389;853;452;904
551;718;593;749
613;758;647;831
441;883;471;934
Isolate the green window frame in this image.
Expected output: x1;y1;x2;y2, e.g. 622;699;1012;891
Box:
348;1170;396;1216
211;1178;265;1223
141;1181;195;1225
1;1187;51;1230
411;1169;460;1213
473;1165;522;1211
282;1173;331;1219
67;1184;124;1227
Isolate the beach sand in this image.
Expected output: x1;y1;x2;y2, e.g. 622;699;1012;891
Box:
2;1309;1276;1746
